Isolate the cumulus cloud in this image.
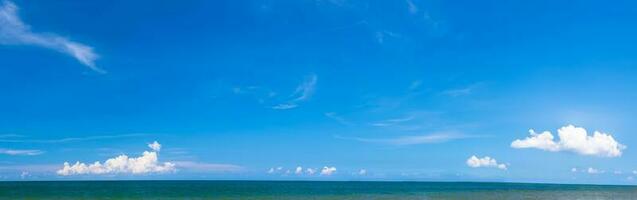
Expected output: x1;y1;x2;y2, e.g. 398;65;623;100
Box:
320;166;336;175
295;166;303;174
0;1;102;72
267;166;337;176
267;166;284;174
586;167;603;174
0;148;43;156
148;141;161;152
358;169;367;175
272;74;317;110
20;171;29;179
57;141;175;176
571;167;606;174
466;155;507;170
511;125;625;157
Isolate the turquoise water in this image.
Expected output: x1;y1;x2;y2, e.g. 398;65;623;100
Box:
1;181;636;199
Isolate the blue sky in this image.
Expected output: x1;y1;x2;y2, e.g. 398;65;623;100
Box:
1;0;637;184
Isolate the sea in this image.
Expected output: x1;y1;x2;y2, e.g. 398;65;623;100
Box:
1;181;636;199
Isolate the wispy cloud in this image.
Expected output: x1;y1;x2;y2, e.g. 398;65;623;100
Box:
405;0;418;14
375;30;400;44
370;116;414;127
324;112;353;126
441;83;483;97
0;134;145;143
336;132;480;145
0;164;58;172
0;134;22;138
0;1;102;73
173;161;243;173
0;148;43;156
409;80;422;91
232;86;277;103
272;74;318;110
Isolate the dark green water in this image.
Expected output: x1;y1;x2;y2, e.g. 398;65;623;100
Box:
1;181;636;199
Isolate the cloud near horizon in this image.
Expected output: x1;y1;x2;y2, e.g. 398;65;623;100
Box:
267;166;336;176
466;155;507;170
172;161;242;173
57;141;176;176
511;125;625;157
0;0;102;73
320;166;336;175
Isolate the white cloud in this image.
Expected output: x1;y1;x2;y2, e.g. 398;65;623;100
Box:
295;166;303;174
0;1;102;73
466;155;507;170
320;166;336;175
586;167;603;174
358;169;367;175
20;171;29;179
0;148;43;156
337;132;478;146
148;141;161;152
267;166;285;174
572;167;607;174
272;74;317;110
306;168;316;175
511;125;625;157
57;141;175;176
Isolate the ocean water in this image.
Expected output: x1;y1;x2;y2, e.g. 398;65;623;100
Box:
1;181;636;199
